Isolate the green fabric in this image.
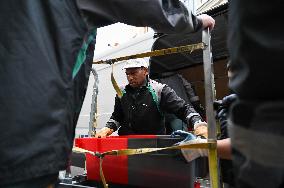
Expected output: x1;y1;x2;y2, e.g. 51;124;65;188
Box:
147;84;163;116
72;29;97;78
121;89;126;97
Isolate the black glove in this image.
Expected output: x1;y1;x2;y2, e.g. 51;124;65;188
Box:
214;94;237;139
221;94;237;107
214;94;237;119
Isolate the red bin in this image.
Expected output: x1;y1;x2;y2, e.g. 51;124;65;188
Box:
75;135;195;188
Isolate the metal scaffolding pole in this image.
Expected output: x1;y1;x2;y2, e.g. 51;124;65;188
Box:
202;28;220;188
88;68;99;137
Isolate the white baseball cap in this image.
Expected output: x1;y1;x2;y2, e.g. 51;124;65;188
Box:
123;58;149;69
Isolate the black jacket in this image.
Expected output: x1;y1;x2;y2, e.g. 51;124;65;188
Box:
106;79;202;135
0;0;202;185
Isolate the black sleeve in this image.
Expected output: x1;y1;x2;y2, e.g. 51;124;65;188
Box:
105;95;124;131
160;85;202;128
178;74;198;102
216;94;238;139
178;75;206;118
76;0;201;33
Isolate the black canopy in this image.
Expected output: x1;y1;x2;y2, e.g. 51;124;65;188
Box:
149;3;229;78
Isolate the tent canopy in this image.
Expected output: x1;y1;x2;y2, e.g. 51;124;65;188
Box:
149;3;228;78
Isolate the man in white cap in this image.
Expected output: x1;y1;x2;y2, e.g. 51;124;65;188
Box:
95;58;207;137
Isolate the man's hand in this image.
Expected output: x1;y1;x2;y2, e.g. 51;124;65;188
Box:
193;121;208;138
172;131;207;162
94;127;114;138
197;14;215;31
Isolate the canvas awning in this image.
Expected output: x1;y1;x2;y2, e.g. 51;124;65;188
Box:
149;3;228;78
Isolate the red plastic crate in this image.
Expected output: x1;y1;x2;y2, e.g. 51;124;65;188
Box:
75;135;194;188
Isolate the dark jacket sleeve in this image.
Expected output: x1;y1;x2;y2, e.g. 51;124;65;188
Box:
76;0;202;33
178;74;206;118
178;74;198;102
105;95;124;131
160;85;203;128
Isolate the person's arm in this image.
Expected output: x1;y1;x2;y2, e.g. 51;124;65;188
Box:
178;74;206;118
180;138;232;161
172;131;232;162
178;74;198;102
160;85;207;135
217;138;232;160
95;95;123;138
76;0;214;33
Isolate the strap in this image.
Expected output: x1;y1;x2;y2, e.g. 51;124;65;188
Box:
111;64;123;98
72;28;97;78
73;140;216;188
93;43;205;64
147;83;163;116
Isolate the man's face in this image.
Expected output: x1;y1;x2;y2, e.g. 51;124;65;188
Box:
125;67;148;88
